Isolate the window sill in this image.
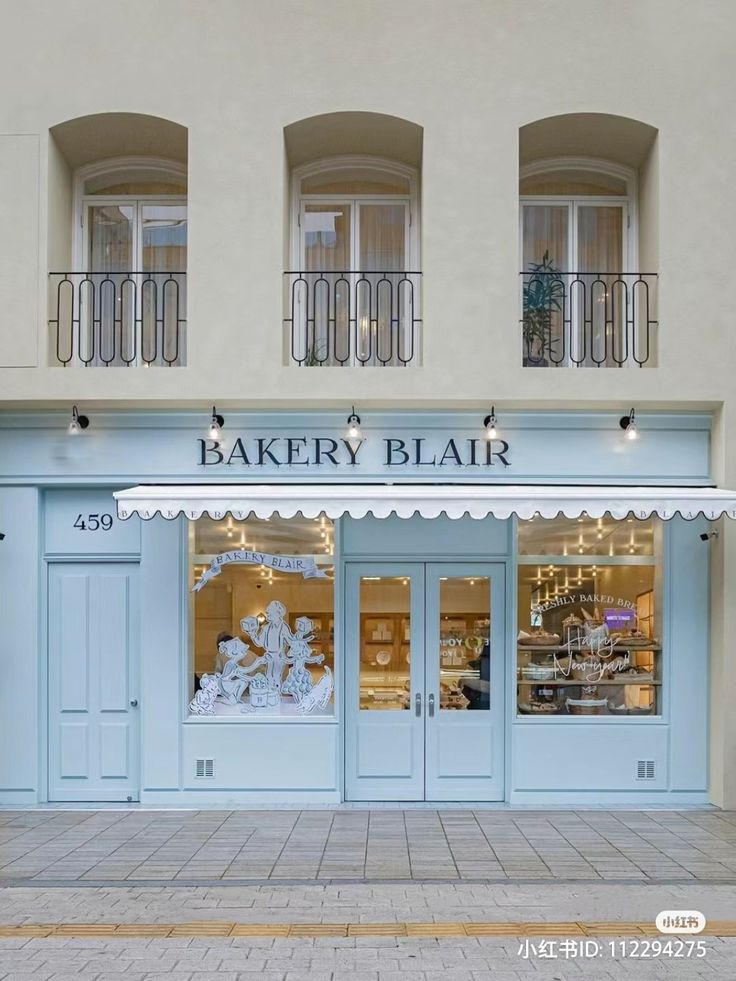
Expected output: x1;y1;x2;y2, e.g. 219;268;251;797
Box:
185;707;336;724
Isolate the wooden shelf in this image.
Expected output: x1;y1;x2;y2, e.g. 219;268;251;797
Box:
517;679;660;687
518;644;661;653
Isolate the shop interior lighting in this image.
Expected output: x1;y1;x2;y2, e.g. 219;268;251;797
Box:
619;408;638;440
346;407;362;440
483;407;498;440
208;406;225;442
68;405;89;435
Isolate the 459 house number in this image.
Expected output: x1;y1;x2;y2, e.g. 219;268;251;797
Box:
73;513;114;532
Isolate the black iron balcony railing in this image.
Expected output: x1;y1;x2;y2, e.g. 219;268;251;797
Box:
49;271;187;366
285;270;421;366
520;271;657;367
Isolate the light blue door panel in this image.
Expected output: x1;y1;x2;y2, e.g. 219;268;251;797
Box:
424;563;505;801
345;561;506;801
345;562;425;801
48;562;140;801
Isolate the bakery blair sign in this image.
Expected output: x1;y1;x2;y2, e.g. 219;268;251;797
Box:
197;434;511;472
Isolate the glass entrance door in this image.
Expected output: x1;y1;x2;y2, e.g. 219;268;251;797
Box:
344;562;506;801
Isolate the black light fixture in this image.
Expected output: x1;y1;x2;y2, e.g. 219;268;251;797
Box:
68;405;89;435
619;407;638;440
483;406;498;440
346;406;361;439
208;405;225;442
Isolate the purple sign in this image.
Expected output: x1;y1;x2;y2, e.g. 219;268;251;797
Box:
603;608;637;631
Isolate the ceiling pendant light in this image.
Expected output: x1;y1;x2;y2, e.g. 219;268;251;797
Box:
619;408;638;440
208;406;225;442
68;405;89;435
346;406;361;440
484;406;498;440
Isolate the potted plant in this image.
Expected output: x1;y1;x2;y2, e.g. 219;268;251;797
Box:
522;250;564;367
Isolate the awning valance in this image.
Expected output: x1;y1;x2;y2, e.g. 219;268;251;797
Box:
114;484;736;522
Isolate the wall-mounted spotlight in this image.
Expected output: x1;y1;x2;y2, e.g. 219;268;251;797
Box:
619;408;638;440
700;531;719;542
68;405;89;435
346;406;361;439
483;407;498;440
208;406;225;442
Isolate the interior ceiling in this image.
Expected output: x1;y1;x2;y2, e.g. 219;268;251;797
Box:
51;113;188;168
519;113;657;169
518;515;654;562
285;111;423;168
194;514;332;558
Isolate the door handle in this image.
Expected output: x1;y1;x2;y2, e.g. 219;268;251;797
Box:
129;699;138;708
428;693;435;718
415;692;422;717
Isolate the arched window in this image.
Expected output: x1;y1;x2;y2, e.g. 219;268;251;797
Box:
67;157;187;366
75;157;187;273
289;156;420;366
292;156;418;275
520;157;638;367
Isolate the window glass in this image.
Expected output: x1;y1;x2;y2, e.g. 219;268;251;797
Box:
519;169;627;196
517;515;662;718
84;167;187;195
359;576;411;710
189;515;335;718
302;166;410;195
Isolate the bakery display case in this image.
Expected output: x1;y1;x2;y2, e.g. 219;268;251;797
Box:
517;514;663;718
517;635;660;716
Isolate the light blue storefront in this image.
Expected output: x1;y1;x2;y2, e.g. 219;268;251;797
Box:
0;410;723;807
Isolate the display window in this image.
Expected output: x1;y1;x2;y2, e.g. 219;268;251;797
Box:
188;515;335;718
517;514;663;718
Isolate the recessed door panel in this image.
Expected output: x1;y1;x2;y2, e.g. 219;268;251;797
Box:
48;562;140;801
345;564;425;800
424;564;505;800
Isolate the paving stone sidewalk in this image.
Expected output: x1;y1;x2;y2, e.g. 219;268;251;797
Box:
1;808;736;883
0;933;732;981
1;883;735;980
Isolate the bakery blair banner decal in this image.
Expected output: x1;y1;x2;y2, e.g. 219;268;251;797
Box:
192;550;328;592
197;434;511;471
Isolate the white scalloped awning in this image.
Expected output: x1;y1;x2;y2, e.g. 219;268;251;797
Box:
113;484;736;522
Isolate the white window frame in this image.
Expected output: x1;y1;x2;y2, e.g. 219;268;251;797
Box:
69;157;187;366
519;157;638;367
73;156;188;270
290;155;420;272
289;155;420;366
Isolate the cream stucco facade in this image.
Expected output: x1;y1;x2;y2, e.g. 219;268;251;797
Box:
0;0;735;806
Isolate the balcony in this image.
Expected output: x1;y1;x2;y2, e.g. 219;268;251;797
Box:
520;270;657;367
285;270;421;366
49;271;187;366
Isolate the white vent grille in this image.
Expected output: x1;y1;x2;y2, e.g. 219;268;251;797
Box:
195;758;215;779
637;759;656;780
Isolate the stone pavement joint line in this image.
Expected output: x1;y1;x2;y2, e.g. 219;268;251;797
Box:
2;807;736;883
1;920;735;938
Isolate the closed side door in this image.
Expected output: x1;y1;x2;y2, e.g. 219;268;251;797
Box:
424;563;506;801
344;563;425;801
48;562;140;802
